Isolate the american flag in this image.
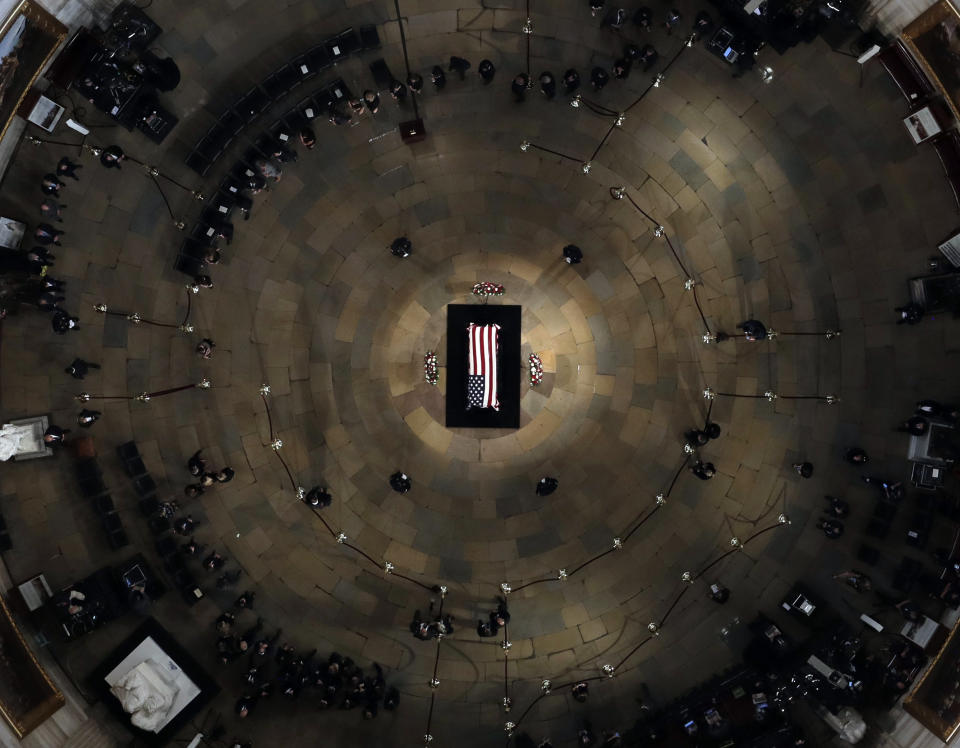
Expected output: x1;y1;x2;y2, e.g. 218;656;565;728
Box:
467;323;500;410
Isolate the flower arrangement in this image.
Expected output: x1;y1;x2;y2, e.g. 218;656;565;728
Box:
424;351;439;386
472;281;505;298
529;353;543;387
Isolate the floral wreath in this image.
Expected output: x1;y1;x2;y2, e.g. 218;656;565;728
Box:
472;281;504;298
529;353;543;387
424;351;439;386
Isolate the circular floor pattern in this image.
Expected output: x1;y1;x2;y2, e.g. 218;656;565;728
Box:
1;2;957;745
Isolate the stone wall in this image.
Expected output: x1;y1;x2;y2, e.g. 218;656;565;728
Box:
862;0;937;36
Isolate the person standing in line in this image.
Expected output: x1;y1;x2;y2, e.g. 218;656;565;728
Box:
479;59;496;83
57;157;82;180
41;174;65;195
77;409;101;427
65;358;100;379
100;145;125;169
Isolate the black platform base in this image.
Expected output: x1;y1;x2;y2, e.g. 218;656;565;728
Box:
446;304;521;429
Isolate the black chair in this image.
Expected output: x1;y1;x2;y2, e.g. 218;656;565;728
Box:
217;108;245;136
296;95;322;122
76;457;101;479
325;33;349;62
133;475;157;497
164;554;186;574
292;52;318;83
101;512;123;533
156;536;177;557
873;502;897;522
123;457;147;478
334;28;360;56
80;475;108;498
139;496;159;516
195;131;229;162
857;544;880;566
370;58;394;89
116;441;139;462
865;519;889;539
185;150;212;177
305;44;331;72
358;24;381;50
262;64;298;99
174;253;206;276
148;515;170;535
190;222;221;247
236;85;271;122
108;528;129;550
313;88;335;113
327;79;350;103
94;495;115;515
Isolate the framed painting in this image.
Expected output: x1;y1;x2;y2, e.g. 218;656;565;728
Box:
0;0;67;142
903;0;960;120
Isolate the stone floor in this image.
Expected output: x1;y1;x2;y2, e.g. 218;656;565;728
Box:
1;0;959;746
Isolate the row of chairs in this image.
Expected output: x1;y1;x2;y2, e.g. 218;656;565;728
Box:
184;25;378;176
176;78;351;278
117;441;204;605
76;456;130;550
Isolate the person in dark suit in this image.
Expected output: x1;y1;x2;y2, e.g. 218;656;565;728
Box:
640;45;658;72
793;461;814;478
479;59;496;83
563;245;583;264
389;79;407;102
390;236;412;258
539;71;556;99
634;7;652;29
844;447;868;464
390;472;411;493
305;486;331;507
690;461;715;480
512;73;530;101
737;319;767;340
51;310;79;334
65;358;99;379
100;145;125;169
590;66;609;91
40;197;64;221
612;58;630;79
449;56;471;79
816;518;843;538
216;467;235;483
536;476;559;495
57;157;82;181
363;90;380;113
299;127;316;149
78;409;101;427
188;449;206;476
431;66;446;89
563;69;581;94
41;174;64;195
35;224;63;246
693;10;714;39
407;72;424;93
43;424;70;444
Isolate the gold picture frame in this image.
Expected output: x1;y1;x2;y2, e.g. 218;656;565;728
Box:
904;615;960;742
0;592;64;737
903;0;960;121
0;0;66;142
